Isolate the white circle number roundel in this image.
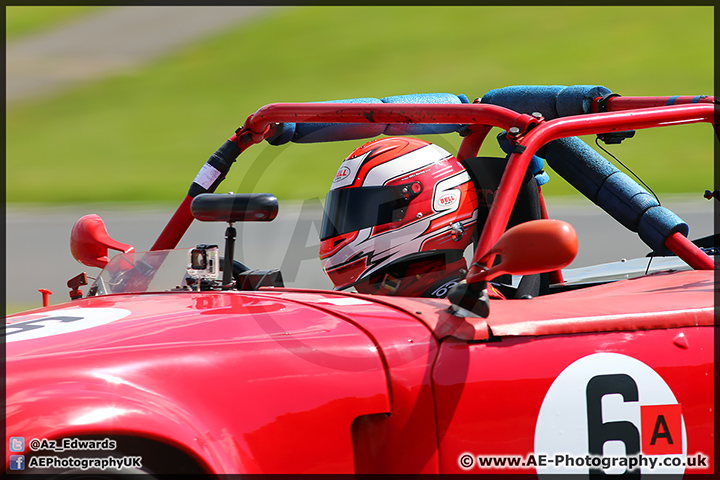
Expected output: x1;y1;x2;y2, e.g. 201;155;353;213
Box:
6;307;131;342
534;353;686;476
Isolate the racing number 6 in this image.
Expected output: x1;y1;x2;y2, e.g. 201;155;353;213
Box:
586;374;641;477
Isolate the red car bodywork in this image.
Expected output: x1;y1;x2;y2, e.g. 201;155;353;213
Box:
5;87;716;476
6;271;714;475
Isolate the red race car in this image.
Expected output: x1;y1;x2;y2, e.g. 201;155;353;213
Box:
5;86;716;477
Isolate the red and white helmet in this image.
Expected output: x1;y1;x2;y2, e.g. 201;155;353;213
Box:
319;137;478;295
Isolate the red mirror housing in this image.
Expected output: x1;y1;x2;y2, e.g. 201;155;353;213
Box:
475;219;578;281
70;214;134;268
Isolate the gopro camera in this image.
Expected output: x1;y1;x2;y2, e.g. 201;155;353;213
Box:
187;244;219;279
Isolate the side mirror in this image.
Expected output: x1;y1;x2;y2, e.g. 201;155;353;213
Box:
70;214;134;268
474;219;578;282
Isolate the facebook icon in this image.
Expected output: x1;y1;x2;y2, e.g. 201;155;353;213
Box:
9;455;25;470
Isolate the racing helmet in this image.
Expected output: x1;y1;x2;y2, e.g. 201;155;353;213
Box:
319;137;478;295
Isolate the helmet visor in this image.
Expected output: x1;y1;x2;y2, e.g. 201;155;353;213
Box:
320;184;418;241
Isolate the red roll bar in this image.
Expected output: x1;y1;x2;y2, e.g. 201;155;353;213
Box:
153;100;716;286
152;103;538;251
466;103;716;283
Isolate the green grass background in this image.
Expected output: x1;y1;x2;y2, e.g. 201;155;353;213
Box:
5;5;102;40
6;6;714;206
3;6;714;314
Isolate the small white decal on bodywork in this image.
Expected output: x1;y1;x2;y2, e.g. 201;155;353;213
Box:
6;307;131;342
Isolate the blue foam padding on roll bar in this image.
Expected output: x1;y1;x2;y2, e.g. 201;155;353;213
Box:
555;85;612;117
535;171;550;186
482;85;565;119
292;97;385;143
542;136;688;251
481;85;612;120
266;122;295;146
638;207;689;252
597;172;659;231
382;92;468;135
542;137;658;230
266;93;469;145
543;137;618;202
497;131;546;175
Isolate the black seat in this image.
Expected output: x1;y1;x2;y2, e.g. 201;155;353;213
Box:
460;156;549;298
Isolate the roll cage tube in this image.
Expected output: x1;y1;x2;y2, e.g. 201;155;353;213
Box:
151;123;279;251
242;102;538;134
152;99;715;281
465;102;717;285
151;103;539;250
592;94;719;143
592;94;716;112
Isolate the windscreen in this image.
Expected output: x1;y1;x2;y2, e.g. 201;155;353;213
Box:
92;249;190;295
